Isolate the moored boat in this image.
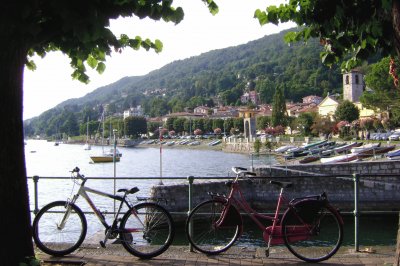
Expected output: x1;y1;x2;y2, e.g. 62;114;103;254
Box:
333;142;359;153
302;139;327;149
387;149;400;159
320;153;359;164
299;155;320;164
357;145;395;157
350;143;381;153
90;154;120;163
274;145;296;153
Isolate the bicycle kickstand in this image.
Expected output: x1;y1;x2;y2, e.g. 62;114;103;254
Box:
100;231;112;248
265;235;272;257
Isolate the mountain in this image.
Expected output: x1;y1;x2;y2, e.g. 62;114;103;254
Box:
25;27;353;136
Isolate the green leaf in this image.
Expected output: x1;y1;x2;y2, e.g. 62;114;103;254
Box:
254;9;268;25
96;62;106;74
283;31;297;43
87;55;97;69
321;51;336;66
154;39;163;53
25;60;37;71
207;1;219;15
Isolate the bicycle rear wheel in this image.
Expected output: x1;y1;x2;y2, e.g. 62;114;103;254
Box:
281;201;343;262
185;199;241;255
119;202;174;259
32;201;87;256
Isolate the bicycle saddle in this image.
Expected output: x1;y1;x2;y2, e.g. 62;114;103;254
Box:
270;180;293;188
117;187;140;194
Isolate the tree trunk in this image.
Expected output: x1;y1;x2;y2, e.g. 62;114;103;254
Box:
0;42;35;263
396;211;400;265
393;2;400;264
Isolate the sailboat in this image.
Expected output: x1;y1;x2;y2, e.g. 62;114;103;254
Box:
83;117;91;150
90;112;120;163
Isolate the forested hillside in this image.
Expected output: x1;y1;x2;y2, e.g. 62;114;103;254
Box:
25;28;364;137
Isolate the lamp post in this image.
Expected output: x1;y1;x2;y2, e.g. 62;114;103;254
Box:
159;126;164;185
113;129;117;216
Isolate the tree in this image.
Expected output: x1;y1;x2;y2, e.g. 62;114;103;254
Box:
2;1;217;264
172;118;186;134
361;57;400;124
256;116;271;130
124;116;147;138
256;78;275;103
297;112;316;136
255;1;400;72
271;86;287;127
334;100;360;123
311;116;336;137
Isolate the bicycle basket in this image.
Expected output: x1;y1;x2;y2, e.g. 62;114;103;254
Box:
287;199;326;224
216;204;242;227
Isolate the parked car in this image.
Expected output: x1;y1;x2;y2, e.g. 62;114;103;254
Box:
389;132;400;141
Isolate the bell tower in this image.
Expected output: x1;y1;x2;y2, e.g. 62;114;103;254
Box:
343;70;364;102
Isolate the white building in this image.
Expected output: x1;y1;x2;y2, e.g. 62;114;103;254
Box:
123;106;143;119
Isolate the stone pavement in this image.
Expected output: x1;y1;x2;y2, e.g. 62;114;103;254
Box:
36;244;396;266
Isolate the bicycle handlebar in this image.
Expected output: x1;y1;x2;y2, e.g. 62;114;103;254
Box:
71;166;85;180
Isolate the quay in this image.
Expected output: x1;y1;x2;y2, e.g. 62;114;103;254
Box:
36;244;395;265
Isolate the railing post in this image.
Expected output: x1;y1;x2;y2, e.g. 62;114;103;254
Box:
187;176;194;252
32;175;40;215
251;153;254;171
353;173;360;252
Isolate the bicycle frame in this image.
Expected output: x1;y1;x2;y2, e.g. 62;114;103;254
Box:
63;178;141;236
214;179;315;246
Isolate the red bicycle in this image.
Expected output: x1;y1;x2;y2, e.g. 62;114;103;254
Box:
185;167;343;262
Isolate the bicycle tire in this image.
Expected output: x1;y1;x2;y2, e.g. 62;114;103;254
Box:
32;201;87;256
281;200;343;262
185;199;241;255
119;202;175;259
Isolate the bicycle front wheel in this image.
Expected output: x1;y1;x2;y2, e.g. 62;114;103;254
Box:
32;201;87;256
119;202;175;259
185;199;241;255
282;203;343;262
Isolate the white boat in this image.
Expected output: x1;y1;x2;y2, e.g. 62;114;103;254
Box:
274;145;296;153
83;143;91;150
166;141;175;146
107;148;122;157
320;153;359;164
84;117;91;150
350;143;380;154
188;141;200;146
387;148;400;159
208;140;221;146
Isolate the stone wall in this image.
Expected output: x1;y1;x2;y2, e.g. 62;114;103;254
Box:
150;160;400;222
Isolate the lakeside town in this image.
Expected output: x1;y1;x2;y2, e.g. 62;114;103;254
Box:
44;70;399;166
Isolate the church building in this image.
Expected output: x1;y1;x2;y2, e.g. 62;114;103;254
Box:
318;70;376;119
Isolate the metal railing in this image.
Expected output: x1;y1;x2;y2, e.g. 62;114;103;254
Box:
30;173;400;252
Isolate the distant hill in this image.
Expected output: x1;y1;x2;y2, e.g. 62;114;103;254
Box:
26;27;376;136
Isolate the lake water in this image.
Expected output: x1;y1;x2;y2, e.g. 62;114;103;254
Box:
25;139;397;247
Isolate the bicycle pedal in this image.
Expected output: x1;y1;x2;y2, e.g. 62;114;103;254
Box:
99;241;106;248
265;249;269;257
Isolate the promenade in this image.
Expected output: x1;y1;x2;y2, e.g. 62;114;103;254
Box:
37;244;396;265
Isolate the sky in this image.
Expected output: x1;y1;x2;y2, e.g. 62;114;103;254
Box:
23;0;295;120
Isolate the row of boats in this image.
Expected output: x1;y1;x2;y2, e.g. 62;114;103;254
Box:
142;139;222;147
85;138;223;163
274;139;400;164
